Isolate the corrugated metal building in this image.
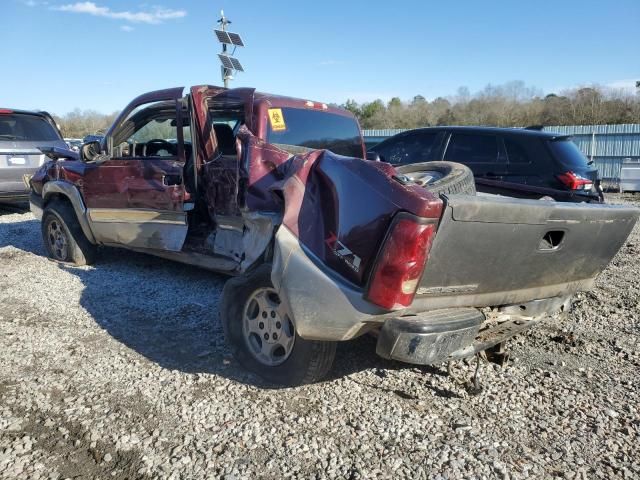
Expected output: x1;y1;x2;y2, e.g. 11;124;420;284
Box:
362;124;640;188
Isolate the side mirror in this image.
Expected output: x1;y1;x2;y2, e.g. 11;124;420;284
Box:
80;141;109;164
366;151;381;162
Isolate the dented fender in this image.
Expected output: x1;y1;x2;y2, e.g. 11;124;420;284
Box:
267;143;443;287
40;180;96;244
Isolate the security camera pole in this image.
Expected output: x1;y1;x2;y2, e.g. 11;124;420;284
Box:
215;11;245;89
217;11;232;88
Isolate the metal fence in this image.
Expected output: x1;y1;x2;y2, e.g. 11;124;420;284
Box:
362;124;640;187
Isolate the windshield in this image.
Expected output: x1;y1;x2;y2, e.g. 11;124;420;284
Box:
548;139;593;170
266;107;363;158
0;113;61;142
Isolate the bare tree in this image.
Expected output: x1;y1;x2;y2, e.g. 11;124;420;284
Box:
342;82;640;129
53;110;119;138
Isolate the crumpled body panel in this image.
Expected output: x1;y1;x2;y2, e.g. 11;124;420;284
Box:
202;128;443;284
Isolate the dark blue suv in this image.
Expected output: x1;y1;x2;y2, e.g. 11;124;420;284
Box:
369;126;603;202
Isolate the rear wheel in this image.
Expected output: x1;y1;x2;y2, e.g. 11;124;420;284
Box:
221;264;336;386
42;200;97;266
396;161;476;196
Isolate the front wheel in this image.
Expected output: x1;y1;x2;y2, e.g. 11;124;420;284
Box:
220;264;336;386
42;200;97;266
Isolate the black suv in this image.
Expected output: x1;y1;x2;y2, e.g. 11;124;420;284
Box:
368;126;603;202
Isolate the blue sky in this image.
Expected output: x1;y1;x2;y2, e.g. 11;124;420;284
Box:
2;0;639;115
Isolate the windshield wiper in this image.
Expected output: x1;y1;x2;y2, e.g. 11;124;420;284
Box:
0;134;18;140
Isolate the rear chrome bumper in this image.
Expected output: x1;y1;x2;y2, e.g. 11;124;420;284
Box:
376;308;484;365
377;296;571;365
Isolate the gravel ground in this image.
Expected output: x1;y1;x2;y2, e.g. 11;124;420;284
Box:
1;195;639;479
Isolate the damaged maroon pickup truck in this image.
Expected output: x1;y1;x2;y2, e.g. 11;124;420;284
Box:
29;86;639;385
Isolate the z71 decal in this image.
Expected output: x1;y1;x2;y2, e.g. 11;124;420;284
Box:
325;232;361;273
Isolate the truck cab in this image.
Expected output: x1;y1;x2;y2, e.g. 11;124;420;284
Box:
30;86;365;264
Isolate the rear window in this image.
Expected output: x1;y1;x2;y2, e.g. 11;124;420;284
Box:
266;107;363;158
374;132;439;165
0;113;60;142
548;139;592;170
444;134;499;163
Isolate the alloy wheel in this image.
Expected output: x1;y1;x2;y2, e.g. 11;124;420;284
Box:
242;287;296;366
47;218;69;261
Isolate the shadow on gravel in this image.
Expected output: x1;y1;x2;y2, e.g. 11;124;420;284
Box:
56;247;446;390
331;336;462;398
0;208;43;256
0;201;29;214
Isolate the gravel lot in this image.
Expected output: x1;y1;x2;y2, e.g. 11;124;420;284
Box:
1;195;639;479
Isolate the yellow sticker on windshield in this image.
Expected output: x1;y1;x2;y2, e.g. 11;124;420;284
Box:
268;108;286;131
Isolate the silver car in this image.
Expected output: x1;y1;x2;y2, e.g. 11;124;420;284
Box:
0;109;67;203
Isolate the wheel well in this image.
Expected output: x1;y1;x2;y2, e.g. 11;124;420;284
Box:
44;192;73;209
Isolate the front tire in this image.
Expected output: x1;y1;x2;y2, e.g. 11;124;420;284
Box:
221;264;336;386
42;200;97;266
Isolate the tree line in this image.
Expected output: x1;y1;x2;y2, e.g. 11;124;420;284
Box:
340;81;640;129
51;81;640;138
52;109;119;139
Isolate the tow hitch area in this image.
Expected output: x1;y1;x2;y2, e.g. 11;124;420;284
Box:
377;297;572;393
446;343;512;395
447;352;488;396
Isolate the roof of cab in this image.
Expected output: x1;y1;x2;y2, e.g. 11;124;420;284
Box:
190;84;353;118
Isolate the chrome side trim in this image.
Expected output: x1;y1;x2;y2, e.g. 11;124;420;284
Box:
87;208;187;225
42;181;96;243
87;208;187;251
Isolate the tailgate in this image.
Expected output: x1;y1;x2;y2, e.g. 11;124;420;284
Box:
413;194;638;310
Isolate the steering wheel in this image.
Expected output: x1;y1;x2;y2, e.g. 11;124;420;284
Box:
143;139;175;157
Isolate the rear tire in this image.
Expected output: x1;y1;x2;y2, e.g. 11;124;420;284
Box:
396;161;476;196
221;263;336;386
42;200;97;266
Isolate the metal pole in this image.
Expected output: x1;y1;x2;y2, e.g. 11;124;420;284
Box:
222;42;229;88
218;10;231;88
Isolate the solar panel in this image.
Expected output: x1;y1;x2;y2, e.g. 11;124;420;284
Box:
227;32;245;47
229;57;244;72
214;29;231;44
217;54;235;69
215;29;245;47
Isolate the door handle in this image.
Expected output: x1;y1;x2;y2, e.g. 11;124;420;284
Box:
162;175;182;186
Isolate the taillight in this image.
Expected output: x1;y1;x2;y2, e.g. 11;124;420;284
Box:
366;217;436;310
0;109;13;115
304;100;328;110
557;171;593;190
